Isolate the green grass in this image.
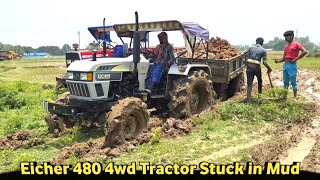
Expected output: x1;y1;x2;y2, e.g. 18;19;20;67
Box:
220;88;308;123
0;58;65;85
0;147;60;173
0;81;59;137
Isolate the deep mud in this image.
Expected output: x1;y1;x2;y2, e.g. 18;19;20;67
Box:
147;117;165;131
51;115;197;164
0;131;44;150
161;118;195;138
51;131;154;165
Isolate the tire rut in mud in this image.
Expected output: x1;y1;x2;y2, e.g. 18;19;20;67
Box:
249;124;305;165
301;137;320;173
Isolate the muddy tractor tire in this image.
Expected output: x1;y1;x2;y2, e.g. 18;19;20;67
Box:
44;92;76;134
228;72;245;97
104;97;150;148
168;70;215;119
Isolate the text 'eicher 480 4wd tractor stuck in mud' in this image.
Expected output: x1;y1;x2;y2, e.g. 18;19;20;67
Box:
44;12;247;147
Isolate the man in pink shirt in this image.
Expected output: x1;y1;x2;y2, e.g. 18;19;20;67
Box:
275;30;308;99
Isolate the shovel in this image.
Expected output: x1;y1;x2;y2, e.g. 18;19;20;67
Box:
267;71;276;97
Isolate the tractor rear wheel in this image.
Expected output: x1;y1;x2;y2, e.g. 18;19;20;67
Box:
104;97;149;147
168;70;215;119
228;72;245;97
44;92;76;134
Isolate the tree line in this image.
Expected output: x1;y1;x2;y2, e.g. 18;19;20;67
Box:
0;43;72;56
233;36;320;52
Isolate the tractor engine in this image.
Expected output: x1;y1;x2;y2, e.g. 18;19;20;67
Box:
108;73;139;101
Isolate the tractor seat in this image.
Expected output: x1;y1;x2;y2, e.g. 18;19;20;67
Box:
112;45;124;57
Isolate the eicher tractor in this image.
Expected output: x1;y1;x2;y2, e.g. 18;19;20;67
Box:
44;11;246;147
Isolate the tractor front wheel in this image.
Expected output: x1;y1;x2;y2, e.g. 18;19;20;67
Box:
104;97;150;148
44;92;76;135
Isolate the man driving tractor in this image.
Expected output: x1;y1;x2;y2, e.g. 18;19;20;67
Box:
146;32;175;91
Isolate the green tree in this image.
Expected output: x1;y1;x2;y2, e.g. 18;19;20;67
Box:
295;36;317;50
23;46;36;53
37;46;63;56
232;45;251;51
264;37;287;51
36;46;48;53
61;44;72;54
264;36;319;51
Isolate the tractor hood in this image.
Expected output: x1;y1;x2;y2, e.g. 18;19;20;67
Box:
67;54;148;72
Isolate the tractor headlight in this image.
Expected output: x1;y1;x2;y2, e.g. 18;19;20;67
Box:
80;73;93;81
67;72;73;79
67;72;93;81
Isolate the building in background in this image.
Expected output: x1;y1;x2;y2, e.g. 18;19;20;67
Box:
23;52;51;58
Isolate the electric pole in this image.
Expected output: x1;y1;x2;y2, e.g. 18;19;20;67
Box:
78;30;80;50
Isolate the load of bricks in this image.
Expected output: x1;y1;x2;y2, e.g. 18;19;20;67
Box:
180;37;241;60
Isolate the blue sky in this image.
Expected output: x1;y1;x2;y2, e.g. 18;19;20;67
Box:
1;0;319;49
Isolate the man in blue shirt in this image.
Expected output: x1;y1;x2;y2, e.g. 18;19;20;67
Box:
244;37;272;103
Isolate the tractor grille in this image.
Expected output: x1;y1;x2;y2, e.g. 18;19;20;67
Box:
66;53;80;60
67;82;90;97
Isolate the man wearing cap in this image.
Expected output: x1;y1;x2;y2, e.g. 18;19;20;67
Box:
275;30;308;99
244;37;272;103
146;32;175;92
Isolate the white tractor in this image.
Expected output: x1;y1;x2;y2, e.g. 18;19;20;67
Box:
44;11;246;147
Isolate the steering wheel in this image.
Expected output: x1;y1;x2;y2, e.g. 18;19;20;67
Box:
141;49;156;59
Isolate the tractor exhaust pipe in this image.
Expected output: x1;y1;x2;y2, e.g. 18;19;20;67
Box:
133;11;140;73
103;18;107;57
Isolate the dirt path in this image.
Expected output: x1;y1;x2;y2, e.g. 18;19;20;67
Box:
301;137;320;172
281;137;316;165
191;137;268;164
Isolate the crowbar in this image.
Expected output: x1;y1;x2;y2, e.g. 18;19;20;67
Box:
267;71;275;97
267;72;274;88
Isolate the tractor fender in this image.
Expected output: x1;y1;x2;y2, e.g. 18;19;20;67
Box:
168;64;212;76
